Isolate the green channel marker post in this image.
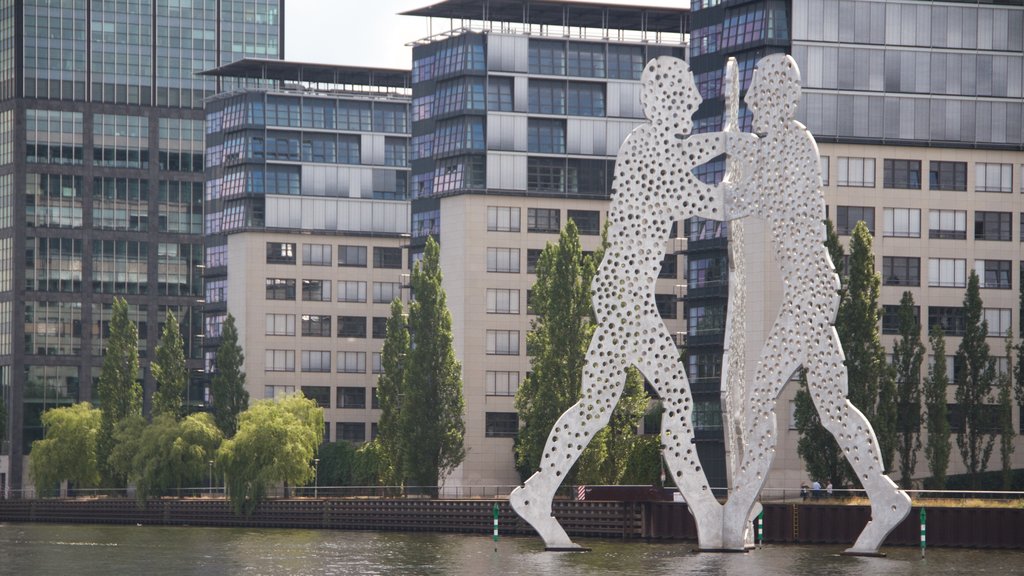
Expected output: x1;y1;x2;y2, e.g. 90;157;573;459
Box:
920;508;926;558
493;503;500;551
757;510;764;549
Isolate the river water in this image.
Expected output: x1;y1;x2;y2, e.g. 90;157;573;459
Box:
0;523;1021;576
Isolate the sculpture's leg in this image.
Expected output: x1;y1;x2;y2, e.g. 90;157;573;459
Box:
638;321;723;549
810;329;911;556
721;314;801;550
510;329;625;551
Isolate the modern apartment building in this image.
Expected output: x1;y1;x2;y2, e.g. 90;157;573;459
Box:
200;60;411;446
0;0;284;493
401;0;694;489
688;0;1024;491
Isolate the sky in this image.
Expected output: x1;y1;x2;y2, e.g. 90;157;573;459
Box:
285;0;688;70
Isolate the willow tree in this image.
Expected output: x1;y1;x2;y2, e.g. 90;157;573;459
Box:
892;291;924;488
96;297;142;487
30;403;102;496
210;314;248;437
955;271;997;489
400;237;465;492
151;309;188;419
924;325;951;489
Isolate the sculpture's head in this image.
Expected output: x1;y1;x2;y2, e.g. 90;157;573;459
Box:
746;54;801;133
640;56;701;132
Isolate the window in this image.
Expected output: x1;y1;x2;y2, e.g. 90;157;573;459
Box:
567;42;605;78
337;281;367;303
338;245;367;267
487;248;520;273
928;210;967;239
527;157;566;192
567;210;600;235
301;314;331;337
373;282;402;304
372;317;387;339
883;257;920;287
487;77;513;112
655;294;677;319
883;208;920;238
837;157;875;187
487;288;520;314
884;159;921;189
337;351;366;373
527;119;566;154
487;371;520;396
688;303;725;336
928;161;967;191
607;45;643;80
882;305;919;335
528;80;566;114
567;82;605;117
266;242;296;264
302;243;332;266
688;255;727;288
659;254;678;279
301;350;331;372
975;212;1012;241
337;386;366;409
372;353;383;374
486;412;519;438
337;422;365;443
820;156;829;186
928;258;967;288
488;206;520;232
529;40;565;75
266;278;296;300
975;163;1012;193
373;247;402;269
528;208;560;233
836;206;874;235
265;349;295;372
487;330;520;355
302;279;331;302
337;316;367;338
527;249;542;274
928;307;966;337
984;308;1012;337
689;352;722;382
302;386;330;408
265;314;295;336
976;260;1011;290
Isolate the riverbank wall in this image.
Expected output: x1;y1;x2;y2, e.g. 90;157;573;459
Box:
1;498;1021;549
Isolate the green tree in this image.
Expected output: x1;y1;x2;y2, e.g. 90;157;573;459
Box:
127;413;222;501
924;325;951;489
210;313;248;437
218;394;324;514
353;440;391;487
514;220;596;479
151;309;188;419
595;368;650;484
375;299;408;485
317;441;358;487
96;296;142;487
401;237;465;492
837;221;895;472
998;333;1016;491
29;403;102;496
108;415;147;487
892;291;925;488
955;271;997;489
0;389;7;451
794;369;848;487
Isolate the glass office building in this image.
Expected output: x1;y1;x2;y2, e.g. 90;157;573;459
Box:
0;0;283;493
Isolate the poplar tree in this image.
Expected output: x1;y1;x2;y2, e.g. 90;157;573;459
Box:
955;271;997;489
151;309;188;419
96;297;142;487
924;325;951;489
210;314;248;437
376;298;408;485
998;333;1015;490
837;221;895;472
401;237;465;492
892;291;924;488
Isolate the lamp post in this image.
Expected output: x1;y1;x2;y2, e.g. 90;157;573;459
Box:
208;460;214;497
313;458;320;498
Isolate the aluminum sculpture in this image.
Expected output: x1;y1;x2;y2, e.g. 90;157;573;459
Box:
510;54;911;555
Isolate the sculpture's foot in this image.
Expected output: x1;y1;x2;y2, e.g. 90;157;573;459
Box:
510;482;578;550
843;488;911;556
